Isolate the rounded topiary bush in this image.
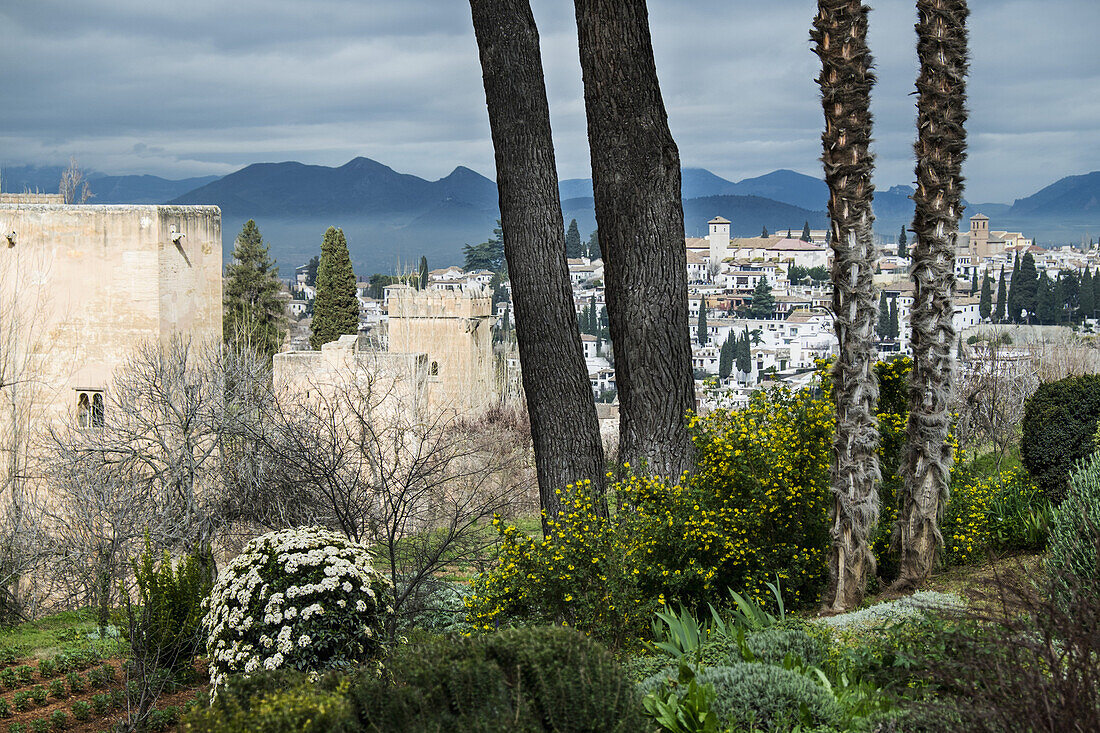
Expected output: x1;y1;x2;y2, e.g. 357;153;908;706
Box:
741;626;826;666
695;663;840;731
1048;452;1100;604
204;527;390;689
1021;374;1100;501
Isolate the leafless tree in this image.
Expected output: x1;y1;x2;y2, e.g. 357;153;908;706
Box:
954;339;1039;471
58;156;94;204
233;368;534;633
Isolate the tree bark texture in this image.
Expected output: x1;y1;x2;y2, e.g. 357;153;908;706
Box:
470;0;608;528
897;0;969;588
573;0;695;479
812;0;881;612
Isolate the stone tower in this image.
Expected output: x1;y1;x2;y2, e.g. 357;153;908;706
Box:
708;216;731;268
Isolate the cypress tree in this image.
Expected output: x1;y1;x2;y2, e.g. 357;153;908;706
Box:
1053;274;1068;324
565;218;583;259
305;255;320;287
697;298;709;345
588;294;598;333
223;219;287;359
898;225;908;258
878;291;890;338
995;266;1007;322
748;278;776;319
1007;255;1021;322
889;299;899;339
1093;264;1100;319
579;304;592;335
1018;253;1039;322
718;333;734;379
801;221;812;242
970;270;978;296
761;226;769;237
979;271;992;320
737;328;751;374
418;255;429;290
1080;267;1094;320
310;226;359;349
1036;272;1056;324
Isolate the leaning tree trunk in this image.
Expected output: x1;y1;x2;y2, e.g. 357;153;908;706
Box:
573;0;695;479
896;0;969;588
470;0;608;528
812;0;881;613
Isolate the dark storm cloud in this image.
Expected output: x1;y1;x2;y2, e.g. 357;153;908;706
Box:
1;0;1097;202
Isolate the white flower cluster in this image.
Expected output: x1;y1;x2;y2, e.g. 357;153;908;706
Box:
204;526;391;690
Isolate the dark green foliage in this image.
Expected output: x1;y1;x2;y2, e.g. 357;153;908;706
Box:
1021;374;1100;500
30;686;45;706
128;538;214;672
736;328;751;374
12;692;29;712
979;272;992;320
586;229;599;258
741;626;825;667
462;222;506;273
8;721;24;733
0;700;7;718
718;333;734;380
786;265;830;283
223;219;287;359
878;292;890;338
693;663;840;731
69;702;89;723
898;225;908;258
31;720;47;733
565;218;583;259
48;710;66;731
310;226;359;349
1017;253;1039;320
995;266;1007;322
350;627;645;733
64;672;83;694
761;226;768;237
418;256;428;290
1081;267;1095;320
35;659;54;679
15;666;33;685
1048;453;1100;604
0;668;14;689
186;674;357;733
90;694;109;716
747;278;775;319
305;255;320;288
697;300;708;346
1006;255;1021;322
47;679;65;699
800;221;812;242
366;273;401;300
970;271;978;296
888;299;899;339
1036;272;1056;324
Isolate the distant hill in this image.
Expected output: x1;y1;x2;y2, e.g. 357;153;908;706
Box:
0;164;216;204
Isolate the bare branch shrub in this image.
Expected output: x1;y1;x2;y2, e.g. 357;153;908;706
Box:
233;365;536;633
58;156;93;204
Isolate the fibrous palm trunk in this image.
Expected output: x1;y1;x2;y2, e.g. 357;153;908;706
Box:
573;0;695;479
470;0;608;528
897;0;969;588
812;0;881;613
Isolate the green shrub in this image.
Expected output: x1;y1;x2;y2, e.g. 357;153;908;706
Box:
694;663;840;731
15;666;33;685
13;692;31;712
99;663;115;682
48;710;66;731
128;537;213;673
90;694;109;716
0;649;15;667
740;626;825;667
204;527;390;690
47;679;65;699
184;682;356;733
69;702;90;723
35;660;54;679
0;700;8;719
1048;452;1100;603
29;720;47;733
352;626;645;732
1021;374;1100;500
64;672;84;694
0;668;16;689
8;722;25;733
30;686;46;706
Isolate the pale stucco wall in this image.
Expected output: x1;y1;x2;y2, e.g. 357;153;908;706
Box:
0;203;222;430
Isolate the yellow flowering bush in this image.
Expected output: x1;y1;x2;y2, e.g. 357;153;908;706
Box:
941;467;1043;564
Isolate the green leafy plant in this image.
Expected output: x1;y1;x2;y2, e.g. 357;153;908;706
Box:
0;700;8;719
69;702;90;723
1048;453;1100;605
48;710;66;731
30;686;46;706
650;606;712;661
1021;374;1100;500
8;722;25;733
64;672;83;694
184;680;356;733
47;679;65;699
12;692;31;712
29;720;47;733
15;666;33;686
0;668;16;689
34;660;54;679
641;661;719;733
90;694;109;716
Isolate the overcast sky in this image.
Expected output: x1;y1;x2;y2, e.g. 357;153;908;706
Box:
1;0;1097;203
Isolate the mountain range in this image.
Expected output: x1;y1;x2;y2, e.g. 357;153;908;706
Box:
3;159;1098;275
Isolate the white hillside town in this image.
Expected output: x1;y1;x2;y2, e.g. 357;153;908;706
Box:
287;212;1098;415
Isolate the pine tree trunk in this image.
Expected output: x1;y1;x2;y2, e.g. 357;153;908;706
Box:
896;0;969;589
470;0;608;526
812;0;881;612
574;0;695;479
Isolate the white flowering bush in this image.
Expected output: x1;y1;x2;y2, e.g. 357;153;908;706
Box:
203;526;390;689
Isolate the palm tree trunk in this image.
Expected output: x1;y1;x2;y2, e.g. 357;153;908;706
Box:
573;0;695;479
469;0;608;528
897;0;969;588
812;0;881;612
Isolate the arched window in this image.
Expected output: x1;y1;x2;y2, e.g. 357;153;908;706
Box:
77;393;90;428
91;393;104;428
430;361;439;376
